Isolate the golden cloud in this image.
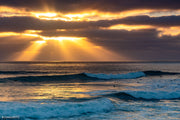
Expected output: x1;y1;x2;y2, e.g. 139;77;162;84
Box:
1;6;180;21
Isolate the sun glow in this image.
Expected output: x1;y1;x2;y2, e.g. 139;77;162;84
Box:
0;6;156;21
15;41;46;61
41;36;85;42
0;32;20;37
33;12;57;18
35;40;46;44
10;34;122;61
1;5;180;22
158;27;180;37
0;6;30;17
107;24;154;31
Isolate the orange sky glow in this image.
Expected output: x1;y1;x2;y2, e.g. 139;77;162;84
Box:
0;3;180;61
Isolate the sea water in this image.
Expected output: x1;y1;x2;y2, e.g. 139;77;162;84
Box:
0;62;179;120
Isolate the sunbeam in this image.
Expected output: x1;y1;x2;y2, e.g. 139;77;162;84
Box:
11;35;124;61
15;41;46;61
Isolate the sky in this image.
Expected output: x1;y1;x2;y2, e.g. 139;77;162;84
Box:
0;0;180;61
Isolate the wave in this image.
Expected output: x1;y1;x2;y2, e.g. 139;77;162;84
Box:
104;91;180;100
1;73;97;82
1;70;179;82
0;98;113;119
1;72;146;82
84;71;145;79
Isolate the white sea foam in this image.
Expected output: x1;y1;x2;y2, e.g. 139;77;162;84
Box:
0;98;113;119
84;72;145;79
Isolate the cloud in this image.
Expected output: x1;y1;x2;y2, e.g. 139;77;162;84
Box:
115;15;180;26
103;35;180;61
39;29;158;41
1;15;180;32
77;29;180;61
0;16;96;32
0;0;180;13
0;28;180;61
0;0;180;61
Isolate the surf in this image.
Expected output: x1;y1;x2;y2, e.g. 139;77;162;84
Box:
1;70;179;82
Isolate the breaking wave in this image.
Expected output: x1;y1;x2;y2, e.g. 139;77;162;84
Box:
1;70;179;82
1;91;179;119
0;98;113;119
84;71;145;79
0;71;145;82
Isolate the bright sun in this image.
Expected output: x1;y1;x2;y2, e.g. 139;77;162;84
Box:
33;12;58;19
41;36;86;42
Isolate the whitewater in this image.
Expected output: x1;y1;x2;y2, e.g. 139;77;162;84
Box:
0;62;179;120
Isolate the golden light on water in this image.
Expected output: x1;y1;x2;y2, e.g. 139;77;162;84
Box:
0;83;90;101
33;83;90;100
0;82;120;101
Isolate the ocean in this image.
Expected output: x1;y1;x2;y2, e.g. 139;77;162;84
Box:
0;62;179;120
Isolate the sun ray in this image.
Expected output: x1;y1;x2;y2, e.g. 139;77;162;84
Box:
38;37;123;61
56;40;75;60
1;31;123;61
15;41;46;61
70;39;123;61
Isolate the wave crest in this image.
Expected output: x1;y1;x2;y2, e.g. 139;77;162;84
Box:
1;70;179;82
1;72;145;82
84;72;145;80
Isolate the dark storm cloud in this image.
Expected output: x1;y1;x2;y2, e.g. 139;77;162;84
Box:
114;15;180;26
0;17;100;32
0;0;180;12
77;29;180;61
101;35;180;61
40;29;158;40
1;15;180;32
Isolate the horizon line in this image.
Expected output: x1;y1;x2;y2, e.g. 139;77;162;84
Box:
1;60;180;63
